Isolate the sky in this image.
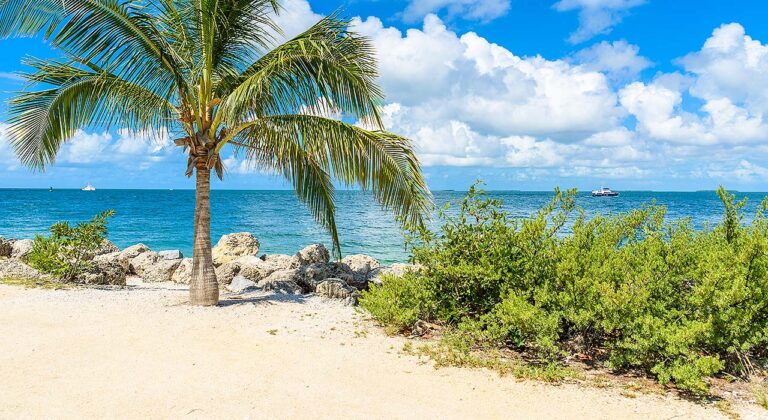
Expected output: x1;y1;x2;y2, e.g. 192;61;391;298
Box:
1;0;768;191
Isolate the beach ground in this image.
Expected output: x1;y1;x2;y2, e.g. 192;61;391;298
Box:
0;281;761;419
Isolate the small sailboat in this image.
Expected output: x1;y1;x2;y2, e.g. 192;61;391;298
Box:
82;183;96;191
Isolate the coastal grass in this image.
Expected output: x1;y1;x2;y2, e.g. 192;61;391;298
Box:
0;276;73;290
361;183;768;398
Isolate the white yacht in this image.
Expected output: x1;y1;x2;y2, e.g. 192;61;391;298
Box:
82;183;96;191
592;187;619;197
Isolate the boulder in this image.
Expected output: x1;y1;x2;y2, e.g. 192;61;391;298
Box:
341;255;381;290
227;275;258;294
297;262;354;292
93;252;130;274
11;239;34;260
215;260;242;286
95;239;120;256
295;244;330;266
81;259;126;286
129;251;160;277
262;254;300;270
0;237;13;258
257;269;302;294
342;254;381;274
237;256;281;282
212;232;260;266
171;258;193;284
367;263;422;287
142;259;182;283
315;279;360;306
0;258;41;279
119;243;150;260
158;250;183;260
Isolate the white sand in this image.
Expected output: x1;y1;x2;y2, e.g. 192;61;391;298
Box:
0;282;760;419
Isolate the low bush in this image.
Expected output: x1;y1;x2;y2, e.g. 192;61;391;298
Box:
360;184;768;396
28;210;116;281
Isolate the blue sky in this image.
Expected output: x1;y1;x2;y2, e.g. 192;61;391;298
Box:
1;0;768;191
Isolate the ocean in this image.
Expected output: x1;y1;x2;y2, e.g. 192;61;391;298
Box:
1;189;766;265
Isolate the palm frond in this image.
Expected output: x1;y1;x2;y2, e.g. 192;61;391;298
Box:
224;115;433;252
228;129;341;257
218;13;383;127
9;57;177;169
0;0;186;94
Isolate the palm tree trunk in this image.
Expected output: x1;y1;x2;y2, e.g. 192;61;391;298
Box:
190;163;219;306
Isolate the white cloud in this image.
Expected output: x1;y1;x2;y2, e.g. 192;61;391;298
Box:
273;0;323;40
60;130;113;164
554;0;646;44
402;0;510;23
354;15;624;138
0;123;20;170
573;40;652;82
680;23;768;114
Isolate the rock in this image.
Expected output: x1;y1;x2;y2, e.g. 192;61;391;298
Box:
0;258;41;279
315;279;360;305
171;258;193;284
262;254;300;270
295;244;330;266
342;254;381;274
81;258;126;286
257;269;302;294
367;263;422;287
0;237;13;258
215;260;242;286
158;250;183;260
212;232;260;266
11;239;34;260
129;251;160;277
93;252;130;274
236;256;281;282
142;259;182;283
341;255;380;290
295;262;354;293
119;244;150;261
227;275;258;294
95;239;120;256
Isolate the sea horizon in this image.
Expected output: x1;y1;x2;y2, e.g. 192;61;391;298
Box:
2;189;766;265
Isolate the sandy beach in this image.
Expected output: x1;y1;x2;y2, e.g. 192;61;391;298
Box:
0;281;760;419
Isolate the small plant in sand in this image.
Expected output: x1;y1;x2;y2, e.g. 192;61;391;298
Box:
28;210;115;282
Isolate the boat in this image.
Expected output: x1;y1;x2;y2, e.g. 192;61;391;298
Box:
592;187;619;197
82;183;96;191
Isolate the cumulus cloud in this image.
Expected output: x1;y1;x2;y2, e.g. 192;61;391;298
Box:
57;128;175;168
273;0;323;40
354;15;624;139
620;23;768;146
0;124;20;170
554;0;646;44
573;40;652;82
402;0;511;23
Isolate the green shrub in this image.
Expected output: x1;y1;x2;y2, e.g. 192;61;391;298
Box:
28;210;116;281
359;272;435;334
361;183;768;396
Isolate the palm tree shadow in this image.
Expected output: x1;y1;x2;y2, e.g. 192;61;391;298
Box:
217;292;310;307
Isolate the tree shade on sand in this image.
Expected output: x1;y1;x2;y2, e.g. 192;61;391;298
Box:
0;0;432;306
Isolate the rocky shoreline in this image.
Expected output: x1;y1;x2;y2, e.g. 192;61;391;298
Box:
0;233;418;305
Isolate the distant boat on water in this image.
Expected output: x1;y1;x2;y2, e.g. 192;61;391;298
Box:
82;183;96;191
592;187;619;197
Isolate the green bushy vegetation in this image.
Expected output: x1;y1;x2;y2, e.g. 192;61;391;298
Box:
361;184;768;396
28;210;115;281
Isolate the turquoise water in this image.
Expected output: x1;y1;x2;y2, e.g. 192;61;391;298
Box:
1;189;766;264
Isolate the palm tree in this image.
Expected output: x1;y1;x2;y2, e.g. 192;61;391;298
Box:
0;0;432;306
